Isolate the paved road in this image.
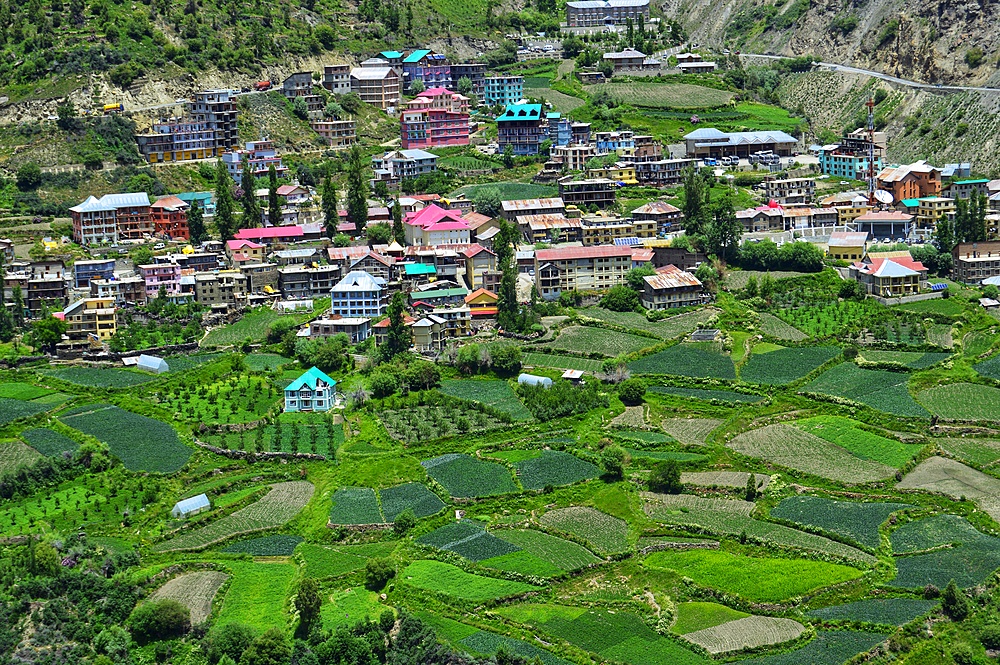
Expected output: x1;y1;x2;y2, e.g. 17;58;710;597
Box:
742;53;1000;93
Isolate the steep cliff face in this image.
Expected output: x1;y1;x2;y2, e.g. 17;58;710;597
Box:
659;0;1000;85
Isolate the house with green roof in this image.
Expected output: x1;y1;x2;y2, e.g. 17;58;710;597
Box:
945;178;991;200
497;103;546;156
284;366;337;413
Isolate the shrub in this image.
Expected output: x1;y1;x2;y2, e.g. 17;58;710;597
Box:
601;444;627;480
366;557;396;589
128;599;190;642
600;285;640;312
394;508;416;536
649;460;682;494
618;379;646;405
965;48;984;68
942;580;970;620
369;367;401;398
16;163;42;191
981;625;1000;650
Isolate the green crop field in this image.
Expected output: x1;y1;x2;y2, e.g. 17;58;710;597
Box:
418;520;519;562
808;599;938;626
727;423;895;484
974;353;1000;380
542;326;659;358
801;363;929;418
42;367;159;388
584;82;734;109
740;346;840;385
511;450;600;490
202;307;303;347
222;534;303;556
740;631;888;665
936;437;1000;467
577;307;717;339
538;506;629;555
321;589;386;631
894;298;966;316
645;549;863;603
377;482;445;521
299;542;396;579
154;482;314;551
496;604;710;665
770;496;914;549
661;418;724;445
861;350;952;369
216;561;297;631
650;386;764;404
793;416;925;467
60;404;191;473
400;560;541;601
158;374;280;424
451;182;557;200
0;397;52;425
439;379;532;421
0;382;55;400
204;412;342;457
626;449;709;462
611;430;673;445
918;383;1000;421
149;571;229;625
890;514;990;553
522;352;602;372
329;487;383;525
0;441;41;474
20;428;78;456
628;344;736;379
459;630;571;665
494;529;600;570
756;313;808;341
421;454;518;498
889;515;1000;588
478;550;564;578
672;602;749;635
438;155;502;171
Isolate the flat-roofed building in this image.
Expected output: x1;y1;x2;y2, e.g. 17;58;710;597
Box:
534;244;633;300
566;0;649;27
63;297;117;341
764;178;816;205
311;120;356;149
558;178;616;209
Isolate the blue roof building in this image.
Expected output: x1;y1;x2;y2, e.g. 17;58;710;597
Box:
284;366;337;413
402;49;451;91
497;104;546;156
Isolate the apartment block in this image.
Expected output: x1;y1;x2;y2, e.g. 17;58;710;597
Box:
62;297;117;341
221;140;287;178
150;195;190;240
139;263;183;298
350;67;401;110
69;192;152;245
952;241;1000;283
277;265;341;300
534;245;633;300
497;103;546;156
311;120;356;149
371;149;438;186
330;270;388;318
73;259;116;289
194;271;247;306
558;178;616;209
483;76;523;107
323;64;352;94
90;275;146;305
763;178;816;205
310;316;372;343
402;49;452;91
401;87;470;149
137;90;238;163
451;63;486;95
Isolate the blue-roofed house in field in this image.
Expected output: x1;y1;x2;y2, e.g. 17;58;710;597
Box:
172;493;210;518
284;366;337;413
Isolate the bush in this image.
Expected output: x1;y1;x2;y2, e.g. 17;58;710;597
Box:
128;599;190;642
618;379;646;405
981;625;1000;650
16;163;42;191
648;460;682;494
370;367;401;398
600;285;640;312
601;444;627;480
518;379;609;421
943;579;970;620
365;557;396;589
394;508;416;536
206;623;256;664
965;48;984;68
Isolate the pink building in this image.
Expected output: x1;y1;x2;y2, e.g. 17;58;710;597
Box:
139;263;183;298
400;87;471;149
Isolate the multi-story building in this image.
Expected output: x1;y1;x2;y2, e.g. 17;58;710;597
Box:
632;201;684;235
73;259;116;289
877;161;942;202
483;76;524;107
193;271;247;306
854;210;914;240
497;103;546;156
589;162;638;185
104;193;153;240
558;178;616;209
595;130;636;157
62;297;117;341
551;144;596;172
945;179;991;200
517;214;583;243
69;192;154;245
401;87;470;149
277;265;341;300
764;178;816;205
580;212;656;245
465;288;498;318
283;367;336;413
535;245;634;300
349;252;395;282
404;205;472;246
916;196;955;233
310;316;371;343
371;149;438;187
545;113;572;147
136;90;238;163
190;89;239;150
90;275;146;305
350;66;401;110
461;245;499;291
817;146;878;180
139;263;183;299
952;241;1000;283
683;128;797;159
311;120;356;149
566;0;649;27
826;231;870;261
602;48;659;72
221;140;287;178
402;50;452;91
150;195;190;240
736;202;837;232
641;265;704;310
330;270;388;318
849;255;927;296
451;63;486;96
323;64;352;94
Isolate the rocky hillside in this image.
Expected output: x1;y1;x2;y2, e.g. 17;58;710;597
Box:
659;0;1000;85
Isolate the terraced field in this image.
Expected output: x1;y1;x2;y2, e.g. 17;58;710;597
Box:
808;599;938;626
918;383;1000;421
542;326;659;358
770;496;914;549
661;418;723;445
421;454;518;498
740;346;840;385
683;615;806;654
628;344;736;379
538;506;629;556
149;571;229;624
801;363;929;418
897;456;1000;522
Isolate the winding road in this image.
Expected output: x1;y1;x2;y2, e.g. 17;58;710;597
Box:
742;53;1000;93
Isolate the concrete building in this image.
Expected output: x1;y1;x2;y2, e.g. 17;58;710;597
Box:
310;316;372;343
580;213;654;245
641;265;703;310
401;87;470;149
402;49;452;91
193;271;247;306
602;48;659;72
322;64;351;94
311;120;356;148
63;297;117;341
137;90;239;163
595;130;636;157
849;255;927;296
403;204;472;246
90;275;145;305
284;367;336;413
558;178;616;209
221;140;287;179
350;66;401;110
330;270;388;318
69;192;153;245
566;0;650;27
551;144;597;172
877;161;942;202
953;241;1000;284
461;245;499;291
534;244;633;299
632;201;684;235
483;76;524;107
518;214;583;243
278;265;341;300
501;197;566;221
73;259;116;289
371;149;438;187
826;231;869;261
945;179;991;200
916;196;955;234
497;103;546;156
683;128;797;159
139;263;183;298
589;162;637;185
764;178;815;205
854;210;915;241
451;63;486;95
150;195;190;240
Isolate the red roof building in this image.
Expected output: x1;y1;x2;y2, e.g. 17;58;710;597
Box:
235;226;304;243
403;204;471;246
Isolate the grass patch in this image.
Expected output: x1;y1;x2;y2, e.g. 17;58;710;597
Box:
628;344;736;379
0;382;55;400
672;602;750;635
861;350;952;369
756;313;808;341
299;542;396;579
478;550;565;578
650;386;764;404
918;383;1000;421
538;506;629;556
0;440;41;474
149;571;229;625
889;515;1000;588
645;549;864;603
42;367;158;388
202;307;303;346
661;418;724;445
793;416;924;468
894;298;966;316
459;630;571;665
320;588;386;630
216;561;297;631
450;182;557;200
439;379;532;421
421;453;518;498
626;449;709;462
801;363;929;418
770;496;914;549
401;560;541;601
584;82;734;109
60;404;191;473
935;437;1000;467
494;529;600;571
221;535;303;556
740;346;840;385
578;307;716;339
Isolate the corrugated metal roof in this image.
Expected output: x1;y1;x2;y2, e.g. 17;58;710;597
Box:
501;198;565;211
643;267;700;290
536;245;633;261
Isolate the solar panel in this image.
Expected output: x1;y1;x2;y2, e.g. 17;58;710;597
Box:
930;282;948;291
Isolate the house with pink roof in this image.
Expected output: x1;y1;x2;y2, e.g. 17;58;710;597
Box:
234;226;304;243
403;204;471;246
400;86;470;149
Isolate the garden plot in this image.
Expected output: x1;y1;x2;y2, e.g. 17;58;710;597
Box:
421;454;518;498
222;535;303;556
382;404;509;443
0;441;41;474
727;423;895;484
682;615;806;654
628;344;736;379
650;386;764;404
936;437;1000;467
0;397;51;426
508;450;600;490
215;561;297;632
725;271;812;290
328;488;383;525
438;379;532;421
608;405;647;429
542;326;659;358
801;363;930;418
299;542;396;579
378;482;445;521
808;599;938;626
459;630;570;665
149;571;229;624
417;520;519;562
538;506;629;555
204;414;343;457
585;81;734;108
626;449;708;462
20;428;78;456
793;416;924;468
680;471;770;491
578;307;718;339
739;630;888;665
522;352;602;373
897;456;1000;522
671;602;748;635
770;496;914;549
661;418;723;445
60;404;191;473
918;383;1000;421
740;346;840;385
154;481;314;552
645;549;864;603
494;529;600;571
756;313;808;341
861;350;952;369
0;382;56;400
642;493;756;516
43;367;158;388
401;560;541;601
158;375;280;424
890;515;1000;588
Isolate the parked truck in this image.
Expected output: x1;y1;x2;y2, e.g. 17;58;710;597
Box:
103;103;124;113
254;81;272;91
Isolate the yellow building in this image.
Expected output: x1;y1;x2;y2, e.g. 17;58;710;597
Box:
63;297;117;341
916;196;955;232
588;163;638;185
826;231;870;261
